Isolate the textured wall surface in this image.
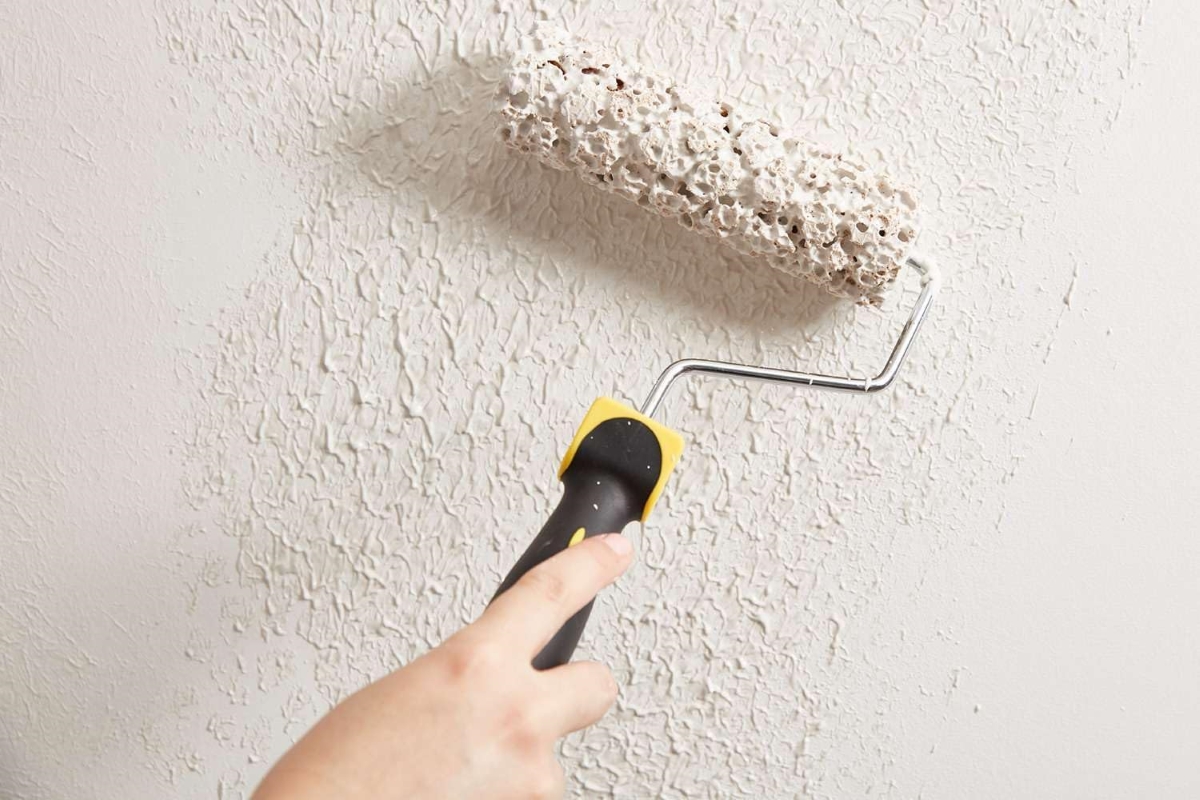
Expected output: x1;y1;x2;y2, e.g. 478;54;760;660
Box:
3;1;1198;798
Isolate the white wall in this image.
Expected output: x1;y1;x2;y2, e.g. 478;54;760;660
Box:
2;1;1196;798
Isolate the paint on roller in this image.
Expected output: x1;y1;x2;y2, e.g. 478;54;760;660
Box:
497;25;920;306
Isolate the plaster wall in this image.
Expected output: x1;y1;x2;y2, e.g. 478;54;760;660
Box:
2;1;1197;798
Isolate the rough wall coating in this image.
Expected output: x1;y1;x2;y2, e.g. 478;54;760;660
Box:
148;2;1153;796
496;25;920;305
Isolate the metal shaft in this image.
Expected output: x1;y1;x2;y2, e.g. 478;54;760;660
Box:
639;255;940;418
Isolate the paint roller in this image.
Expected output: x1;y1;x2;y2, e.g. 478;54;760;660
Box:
490;25;939;669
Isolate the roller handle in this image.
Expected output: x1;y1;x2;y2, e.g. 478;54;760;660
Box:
490;399;683;670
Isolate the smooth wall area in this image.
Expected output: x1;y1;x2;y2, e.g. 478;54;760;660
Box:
2;1;1196;797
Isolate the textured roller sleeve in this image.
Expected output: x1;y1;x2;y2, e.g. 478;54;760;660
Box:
496;26;921;306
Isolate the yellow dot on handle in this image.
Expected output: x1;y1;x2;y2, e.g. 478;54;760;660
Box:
568;527;586;547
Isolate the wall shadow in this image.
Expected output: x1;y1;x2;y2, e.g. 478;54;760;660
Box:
330;54;848;349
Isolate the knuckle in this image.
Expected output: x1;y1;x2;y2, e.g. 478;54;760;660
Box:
522;567;569;606
498;706;542;755
440;637;499;682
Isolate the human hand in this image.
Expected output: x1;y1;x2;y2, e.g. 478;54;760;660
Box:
253;532;634;800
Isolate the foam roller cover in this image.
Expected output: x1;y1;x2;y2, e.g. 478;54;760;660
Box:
496;26;920;306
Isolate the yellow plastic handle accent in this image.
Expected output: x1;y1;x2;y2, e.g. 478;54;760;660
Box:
558;397;684;522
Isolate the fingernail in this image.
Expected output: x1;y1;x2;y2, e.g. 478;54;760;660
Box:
598;533;632;557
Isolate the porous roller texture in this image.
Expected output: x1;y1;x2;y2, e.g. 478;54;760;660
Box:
496;26;920;306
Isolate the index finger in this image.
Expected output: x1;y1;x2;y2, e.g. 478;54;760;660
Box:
477;533;634;656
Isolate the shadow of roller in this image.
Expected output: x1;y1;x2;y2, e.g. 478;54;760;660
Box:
336;56;845;342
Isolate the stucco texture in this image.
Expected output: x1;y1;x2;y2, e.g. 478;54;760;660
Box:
3;1;1198;798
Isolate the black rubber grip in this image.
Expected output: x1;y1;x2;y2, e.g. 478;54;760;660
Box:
492;416;664;670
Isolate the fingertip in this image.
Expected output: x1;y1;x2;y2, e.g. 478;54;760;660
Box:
573;660;617;695
594;532;633;559
541;661;620;734
602;667;619;704
487;531;636;656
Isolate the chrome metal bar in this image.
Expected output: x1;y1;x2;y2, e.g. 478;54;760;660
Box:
639;255;940;418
